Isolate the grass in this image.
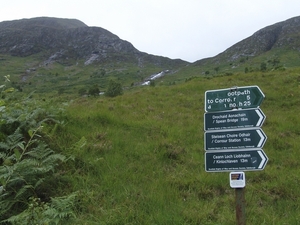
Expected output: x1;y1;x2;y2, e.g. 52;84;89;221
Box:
2;50;300;223
0;53;176;97
40;67;300;224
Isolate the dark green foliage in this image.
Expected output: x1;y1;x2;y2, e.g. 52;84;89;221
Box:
269;58;280;68
214;67;219;74
0;126;69;220
78;88;87;96
100;69;106;76
104;80;123;97
58;87;65;95
2;194;77;225
0;81;76;224
88;85;99;96
150;80;155;87
260;62;267;71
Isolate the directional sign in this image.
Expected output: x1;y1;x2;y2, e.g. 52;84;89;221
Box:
205;149;268;172
205;128;267;151
204;108;266;131
205;86;265;112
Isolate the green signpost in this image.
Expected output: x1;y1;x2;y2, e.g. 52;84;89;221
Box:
205;128;267;151
204;108;266;131
205;85;265;112
205;149;268;172
204;85;267;225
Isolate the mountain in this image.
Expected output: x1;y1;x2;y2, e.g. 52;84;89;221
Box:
0;17;187;67
1;16;300;95
194;16;300;71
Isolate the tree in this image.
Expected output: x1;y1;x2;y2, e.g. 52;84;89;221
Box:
88;85;100;96
78;88;87;96
271;58;280;68
260;62;267;72
150;80;155;87
100;69;106;77
214;67;219;74
105;80;123;97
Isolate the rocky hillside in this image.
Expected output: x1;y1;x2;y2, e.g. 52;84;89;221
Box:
195;16;300;68
0;17;187;67
1;15;300;93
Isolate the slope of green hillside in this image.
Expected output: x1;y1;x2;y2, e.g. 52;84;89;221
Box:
0;53;180;97
49;68;300;224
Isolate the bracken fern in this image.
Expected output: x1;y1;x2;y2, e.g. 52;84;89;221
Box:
0;76;76;224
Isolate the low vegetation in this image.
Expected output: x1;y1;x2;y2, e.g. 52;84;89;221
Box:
0;78;77;224
1;15;300;224
1;64;300;224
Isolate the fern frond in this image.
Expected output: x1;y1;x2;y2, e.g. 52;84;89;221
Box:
15;184;34;199
46;192;77;221
0;165;14;180
1;128;24;154
25;143;54;159
0;152;7;159
0;142;9;151
17;158;40;170
2;193;77;224
0;105;5;112
34;178;45;189
0;199;16;219
72;136;87;151
42;154;66;165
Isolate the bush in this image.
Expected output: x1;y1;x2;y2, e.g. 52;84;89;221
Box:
260;62;267;71
105;80;123;97
88;85;100;96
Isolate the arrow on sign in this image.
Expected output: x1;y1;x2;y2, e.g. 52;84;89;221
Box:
257;150;267;169
205;85;265;112
257;129;265;147
255;109;265;127
205;128;267;151
205;149;268;172
204;108;266;131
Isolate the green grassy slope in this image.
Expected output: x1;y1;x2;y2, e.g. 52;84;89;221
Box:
0;53;184;97
50;68;300;224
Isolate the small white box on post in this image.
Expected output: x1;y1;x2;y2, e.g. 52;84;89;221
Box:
230;172;245;188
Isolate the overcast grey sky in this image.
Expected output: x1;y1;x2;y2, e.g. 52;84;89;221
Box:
1;0;300;62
